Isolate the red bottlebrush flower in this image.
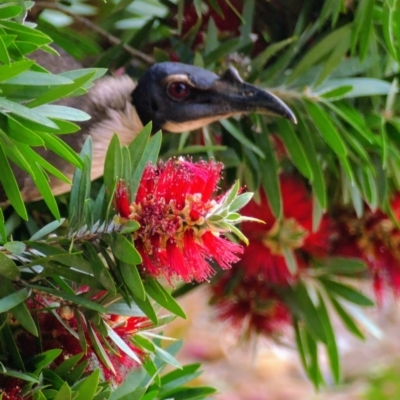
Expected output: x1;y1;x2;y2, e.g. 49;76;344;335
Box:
114;158;244;283
0;378;24;400
9;297;147;388
210;268;291;339
115;180;131;218
239;175;332;285
333;193;400;301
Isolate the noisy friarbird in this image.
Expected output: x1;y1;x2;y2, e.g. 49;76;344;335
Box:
0;49;296;204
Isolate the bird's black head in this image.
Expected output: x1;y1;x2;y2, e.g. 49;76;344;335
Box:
131;62;296;133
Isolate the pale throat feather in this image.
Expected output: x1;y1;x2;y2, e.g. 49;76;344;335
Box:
19;75;143;202
88;75;144;181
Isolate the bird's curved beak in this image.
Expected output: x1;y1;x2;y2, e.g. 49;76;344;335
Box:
213;67;297;124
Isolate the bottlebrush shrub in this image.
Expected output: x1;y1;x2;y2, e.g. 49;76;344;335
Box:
208;173;377;387
0;128;256;400
333;193;400;303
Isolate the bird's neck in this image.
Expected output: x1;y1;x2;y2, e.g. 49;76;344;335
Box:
88;75;144;181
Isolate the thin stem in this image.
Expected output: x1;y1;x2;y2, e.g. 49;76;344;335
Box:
33;2;155;65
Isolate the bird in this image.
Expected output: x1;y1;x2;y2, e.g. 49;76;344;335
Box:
0;48;296;204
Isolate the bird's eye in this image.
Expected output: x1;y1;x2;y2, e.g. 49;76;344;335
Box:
167;82;190;101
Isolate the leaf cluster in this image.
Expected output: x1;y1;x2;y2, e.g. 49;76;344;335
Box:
0;127;215;398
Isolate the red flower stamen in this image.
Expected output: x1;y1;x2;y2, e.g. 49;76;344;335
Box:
114;158;244;283
211;269;291;338
240;175;332;284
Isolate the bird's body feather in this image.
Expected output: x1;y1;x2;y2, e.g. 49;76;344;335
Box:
8;68;142;203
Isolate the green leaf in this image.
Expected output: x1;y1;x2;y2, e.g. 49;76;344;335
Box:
0;20;52;45
317;78;391;98
293;319;309;376
0;279;37;336
103;134;122;200
153;343;182;369
87;322;115;374
0;35;10;64
204;38;241;64
4;71;73;86
324;101;376;144
319;85;353;100
42;369;64;390
32;349;62;372
27;284;108;313
82;242;116;294
22;156;61;220
144;278;186;319
0;59;33;82
351;0;374;59
0;98;58;128
69;137;92;228
157;364;203;398
5;114;44;146
40;131;83;169
29;219;65;241
0;4;23;20
304;328;323;387
107;326;141;363
317;293;340;384
220;119;264;158
321;278;375;306
229;192;253;212
4;241;25;255
276;119;313;179
315;25;351;85
106;301;146;317
0;208;6;243
0;144;27;219
54;353;84;378
28;70;97;107
329;295;365;340
120;262;146;300
131;130;161;199
109;367;147;400
132;334;156;352
159;386;216;399
54;382;72;400
299;117;327;209
111;232;142;265
322;257;367;275
0;286;30;313
0;366;38;383
0;313;25;371
73;369;100;400
131;292;158;325
250;37;296;78
66;360;89;384
305;100;347;157
0;131;34;177
32;105;90;121
120;220;140;234
344;302;382;339
255;116;282;218
289;24;351;83
292;283;327;343
0;251;20;280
